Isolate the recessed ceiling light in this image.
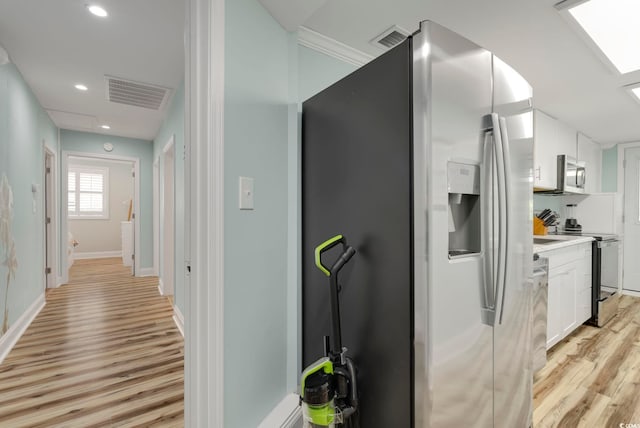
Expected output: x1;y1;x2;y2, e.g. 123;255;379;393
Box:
87;4;108;18
100;124;111;130
565;0;640;74
74;84;88;91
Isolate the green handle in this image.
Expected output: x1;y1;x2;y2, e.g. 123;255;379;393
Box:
315;235;345;277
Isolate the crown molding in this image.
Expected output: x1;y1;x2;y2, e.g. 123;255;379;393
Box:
297;26;374;67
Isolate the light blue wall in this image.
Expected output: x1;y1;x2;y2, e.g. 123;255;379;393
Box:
0;62;57;336
221;6;363;422
224;0;290;426
602;146;618;192
153;83;185;315
284;45;359;390
60;130;154;269
298;46;358;102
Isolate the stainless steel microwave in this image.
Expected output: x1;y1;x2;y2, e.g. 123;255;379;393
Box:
557;155;586;194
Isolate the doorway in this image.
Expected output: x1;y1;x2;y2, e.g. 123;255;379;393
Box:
623;146;640;293
61;152;140;282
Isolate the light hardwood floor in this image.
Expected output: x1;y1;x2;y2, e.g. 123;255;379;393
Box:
0;258;184;427
533;294;640;427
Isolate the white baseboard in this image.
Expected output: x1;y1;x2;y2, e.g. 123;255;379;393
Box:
622;289;640;297
138;267;155;277
157;279;164;296
54;276;64;288
0;293;46;365
173;305;184;337
74;250;122;260
258;393;302;428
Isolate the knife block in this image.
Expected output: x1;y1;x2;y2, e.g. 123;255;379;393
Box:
533;217;547;236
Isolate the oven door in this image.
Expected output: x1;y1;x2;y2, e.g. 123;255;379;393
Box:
599;239;619;290
596;239;620;327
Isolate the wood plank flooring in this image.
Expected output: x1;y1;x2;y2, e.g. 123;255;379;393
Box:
0;258;184;427
533;295;640;427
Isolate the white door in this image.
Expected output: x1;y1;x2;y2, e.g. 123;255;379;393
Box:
44;151;55;289
623;147;640;292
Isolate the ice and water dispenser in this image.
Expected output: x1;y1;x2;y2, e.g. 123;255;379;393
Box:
448;162;481;258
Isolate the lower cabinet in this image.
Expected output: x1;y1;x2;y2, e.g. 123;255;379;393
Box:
543;242;592;349
547;262;578;348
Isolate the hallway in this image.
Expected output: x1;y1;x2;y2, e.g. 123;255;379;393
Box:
0;258;183;427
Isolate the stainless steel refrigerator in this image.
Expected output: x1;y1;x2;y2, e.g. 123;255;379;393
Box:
302;20;534;427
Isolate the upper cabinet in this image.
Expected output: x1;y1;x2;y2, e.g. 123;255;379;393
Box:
577;133;602;194
533;110;577;190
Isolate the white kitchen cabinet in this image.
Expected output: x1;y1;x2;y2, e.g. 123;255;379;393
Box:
547;261;578;348
542;241;592;349
533;110;577;190
576;133;602;194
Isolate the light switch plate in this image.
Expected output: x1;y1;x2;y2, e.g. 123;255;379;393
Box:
239;176;254;210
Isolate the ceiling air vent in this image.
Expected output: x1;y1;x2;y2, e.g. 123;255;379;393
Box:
371;25;410;49
105;75;171;110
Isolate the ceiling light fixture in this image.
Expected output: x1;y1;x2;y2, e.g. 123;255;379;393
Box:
558;0;640;74
86;4;108;18
74;84;88;91
100;125;111;129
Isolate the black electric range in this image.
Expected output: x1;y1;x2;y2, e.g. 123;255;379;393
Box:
550;231;620;327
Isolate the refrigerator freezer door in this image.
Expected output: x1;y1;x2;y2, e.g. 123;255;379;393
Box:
302;40;414;428
491;55;534;428
413;21;493;428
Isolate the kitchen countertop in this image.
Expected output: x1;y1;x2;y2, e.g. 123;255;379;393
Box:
533;234;594;253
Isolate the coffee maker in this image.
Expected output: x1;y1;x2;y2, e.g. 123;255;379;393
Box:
564;204;582;233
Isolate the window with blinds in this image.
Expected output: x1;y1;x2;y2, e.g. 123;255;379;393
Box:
68;167;109;218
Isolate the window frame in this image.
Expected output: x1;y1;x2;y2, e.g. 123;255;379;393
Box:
68;165;110;220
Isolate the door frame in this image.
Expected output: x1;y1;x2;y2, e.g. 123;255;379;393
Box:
43;145;58;289
158;136;175;296
617;141;640;295
153;157;159;276
61;151;141;282
185;0;225;425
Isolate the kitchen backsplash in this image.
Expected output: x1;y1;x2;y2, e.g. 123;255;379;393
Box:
533;193;620;234
533;194;565;227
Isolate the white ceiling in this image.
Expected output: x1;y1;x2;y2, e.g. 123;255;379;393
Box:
262;0;640;146
0;0;184;141
3;0;638;145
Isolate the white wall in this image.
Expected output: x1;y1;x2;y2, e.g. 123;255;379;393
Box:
68;158;133;254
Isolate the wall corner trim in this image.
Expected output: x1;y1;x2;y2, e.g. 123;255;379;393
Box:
297;26;374;67
257;393;302;428
0;293;46;365
139;267;156;277
173;305;184;337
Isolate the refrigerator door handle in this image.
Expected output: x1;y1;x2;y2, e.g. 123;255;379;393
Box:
481;113;505;326
491;113;507;326
481;129;495;326
497;116;511;325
